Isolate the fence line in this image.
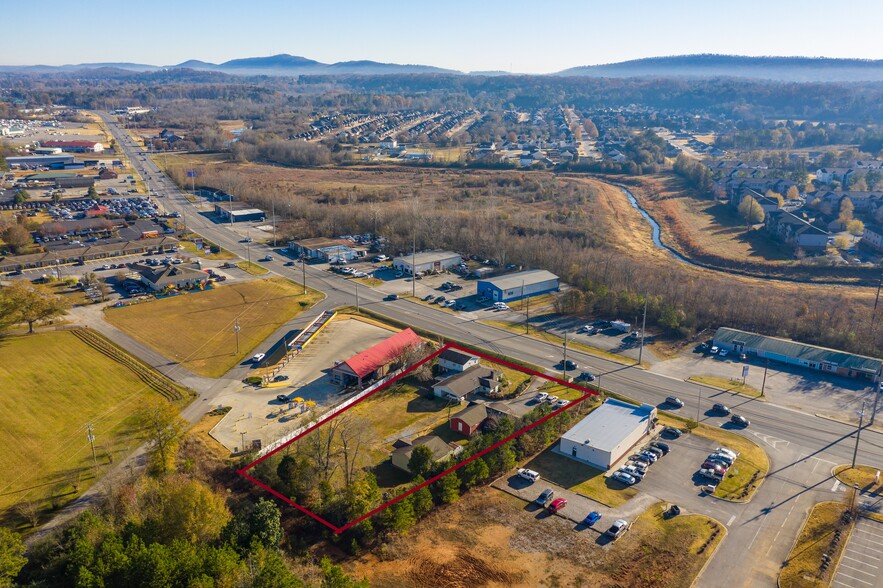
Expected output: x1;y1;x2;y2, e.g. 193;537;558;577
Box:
256;367;404;458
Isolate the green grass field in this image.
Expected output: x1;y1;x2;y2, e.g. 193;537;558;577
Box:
0;331;178;529
779;502;849;588
105;277;323;377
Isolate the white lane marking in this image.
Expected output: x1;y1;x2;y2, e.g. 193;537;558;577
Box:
855;528;883;541
833;581;852;587
727;515;736;526
833;480;841;492
842;555;878;568
838;564;876;577
835;572;873;585
846;548;881;561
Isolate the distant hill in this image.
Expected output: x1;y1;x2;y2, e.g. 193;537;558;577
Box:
5;54;883;81
0;54;460;76
556;54;883;82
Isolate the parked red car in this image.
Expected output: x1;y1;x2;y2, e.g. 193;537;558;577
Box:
547;498;568;513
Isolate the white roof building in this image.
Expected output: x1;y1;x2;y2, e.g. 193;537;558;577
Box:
559;399;656;470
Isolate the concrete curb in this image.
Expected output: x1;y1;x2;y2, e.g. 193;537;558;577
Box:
690;515;729;588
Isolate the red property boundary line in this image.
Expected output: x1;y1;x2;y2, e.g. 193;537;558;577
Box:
238;341;599;534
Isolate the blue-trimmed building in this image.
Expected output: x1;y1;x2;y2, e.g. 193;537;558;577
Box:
477;269;559;303
712;327;882;382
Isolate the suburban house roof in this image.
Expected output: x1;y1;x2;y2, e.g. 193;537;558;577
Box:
338;328;422;378
478;269;559;291
438;348;478;367
451;404;488;428
561;399;655;453
392;435;452;462
713;327;883;375
434;365;500;398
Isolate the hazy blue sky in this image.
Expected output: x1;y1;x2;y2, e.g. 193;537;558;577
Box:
4;0;883;72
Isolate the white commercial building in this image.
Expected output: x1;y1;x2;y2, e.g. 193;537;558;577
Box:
476;269;559;302
558;399;656;470
393;250;461;275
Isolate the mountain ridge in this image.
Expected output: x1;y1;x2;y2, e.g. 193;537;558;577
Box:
2;54;883;81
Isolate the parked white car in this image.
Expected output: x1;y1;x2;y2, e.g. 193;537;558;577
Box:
252;353;265;363
534;392;549;402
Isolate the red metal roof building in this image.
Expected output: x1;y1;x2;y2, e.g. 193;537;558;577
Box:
330;328;423;387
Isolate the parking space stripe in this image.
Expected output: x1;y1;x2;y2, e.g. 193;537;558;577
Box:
845;549;881;561
855;528;883;541
839;563;876;576
842;555;878;568
835;572;874;585
832;581;852;588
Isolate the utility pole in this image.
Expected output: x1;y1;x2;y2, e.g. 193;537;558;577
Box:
696;386;702;423
760;359;769;398
638;292;648;365
85;423;98;469
562;331;568;380
272;198;277;247
871;382;881;426
525;288;530;334
239;431;246;453
872;274;883;333
852;400;867;468
355;280;360;312
234;319;240;355
301;254;306;294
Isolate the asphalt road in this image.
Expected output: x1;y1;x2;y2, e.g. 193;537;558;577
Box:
100;113;883;586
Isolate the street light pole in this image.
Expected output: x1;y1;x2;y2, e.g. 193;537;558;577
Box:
355;281;360;312
272;198;277;247
86;423;98;469
234;319;240;355
760;359;769;398
562;331;568;380
852;400;867;468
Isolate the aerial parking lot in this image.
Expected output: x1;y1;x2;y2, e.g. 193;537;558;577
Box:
209;316;398;451
833;517;883;588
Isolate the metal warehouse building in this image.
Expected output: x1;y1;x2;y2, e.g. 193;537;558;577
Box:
477;269;559;302
713;327;883;381
559;399;657;470
214;203;265;223
393;250;461;275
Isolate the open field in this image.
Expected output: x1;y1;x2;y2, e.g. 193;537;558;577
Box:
779;501;850;588
687;375;763;398
105;277;323;377
344;487;723;587
524;444;636;507
628;174;791;265
0;331;182;529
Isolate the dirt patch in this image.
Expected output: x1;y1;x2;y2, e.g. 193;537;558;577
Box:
343;489;720;588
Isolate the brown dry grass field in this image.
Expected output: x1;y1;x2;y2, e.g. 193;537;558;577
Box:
104;277;322;377
155;159;881;355
344;488;723;588
629;174;793;265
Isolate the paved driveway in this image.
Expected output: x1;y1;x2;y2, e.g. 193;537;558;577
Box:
833;517;883;588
